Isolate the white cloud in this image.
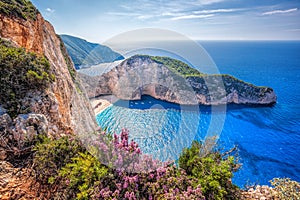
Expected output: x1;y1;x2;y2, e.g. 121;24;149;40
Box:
193;0;228;6
161;12;181;17
171;14;214;20
137;15;153;20
45;8;55;14
193;8;240;14
114;0;232;22
262;8;298;16
107;12;139;17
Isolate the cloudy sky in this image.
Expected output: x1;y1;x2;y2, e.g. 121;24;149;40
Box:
31;0;300;43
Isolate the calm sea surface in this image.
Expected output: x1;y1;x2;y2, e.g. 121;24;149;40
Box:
96;41;300;187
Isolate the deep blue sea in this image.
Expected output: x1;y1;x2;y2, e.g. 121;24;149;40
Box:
96;41;300;187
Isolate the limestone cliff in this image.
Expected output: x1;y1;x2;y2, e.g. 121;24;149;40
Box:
0;5;97;136
81;55;276;105
0;2;97;198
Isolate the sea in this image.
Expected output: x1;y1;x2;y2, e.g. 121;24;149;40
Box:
96;41;300;187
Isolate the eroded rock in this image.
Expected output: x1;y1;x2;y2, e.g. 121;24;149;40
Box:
80;55;277;106
0;112;48;159
0;12;97;137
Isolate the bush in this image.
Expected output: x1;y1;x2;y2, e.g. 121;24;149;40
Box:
0;39;54;117
32;130;244;199
59;152;108;200
36;130;204;199
179;140;240;200
151;55;203;77
270;178;300;199
0;0;38;20
33;135;84;183
88;129;204;199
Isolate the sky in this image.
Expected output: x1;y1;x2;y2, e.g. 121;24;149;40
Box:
30;0;300;43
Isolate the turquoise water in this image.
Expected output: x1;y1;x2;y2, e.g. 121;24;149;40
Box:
96;41;300;187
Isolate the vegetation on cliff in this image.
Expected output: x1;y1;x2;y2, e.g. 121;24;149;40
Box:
58;35;77;81
0;39;54;117
0;2;295;199
0;0;38;20
151;55;203;77
179;141;240;199
32;129;240;200
28;129;300;200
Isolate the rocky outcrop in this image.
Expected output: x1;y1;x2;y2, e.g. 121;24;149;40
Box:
0;113;48;161
81;55;276;105
0;12;97;136
241;186;279;200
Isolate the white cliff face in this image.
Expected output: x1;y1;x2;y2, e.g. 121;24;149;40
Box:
186;75;277;105
81;55;277;106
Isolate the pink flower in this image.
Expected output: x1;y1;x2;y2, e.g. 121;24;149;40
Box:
135;148;141;154
149;173;154;179
129;192;136;200
123;181;128;189
125;191;130;198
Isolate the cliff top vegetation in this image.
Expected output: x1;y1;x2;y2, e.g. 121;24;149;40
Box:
0;0;38;20
0;38;54;117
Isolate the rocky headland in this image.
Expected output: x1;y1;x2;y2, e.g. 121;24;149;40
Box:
80;55;277;106
0;1;288;199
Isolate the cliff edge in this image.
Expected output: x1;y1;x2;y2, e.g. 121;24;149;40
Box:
81;55;276;105
0;1;97;136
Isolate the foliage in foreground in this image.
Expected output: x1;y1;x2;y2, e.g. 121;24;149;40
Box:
179;140;240;200
33;135;83;183
0;39;54;117
32;129;244;199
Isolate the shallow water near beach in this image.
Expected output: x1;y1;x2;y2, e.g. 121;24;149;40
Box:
96;41;300;187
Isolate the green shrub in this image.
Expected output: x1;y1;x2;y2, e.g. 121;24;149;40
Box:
0;0;38;20
31;130;243;199
59;152;108;200
33;135;84;183
0;39;54;117
33;134;108;199
151;55;203;77
270;178;300;199
179;140;240;200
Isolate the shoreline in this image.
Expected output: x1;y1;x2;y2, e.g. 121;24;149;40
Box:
90;98;112;116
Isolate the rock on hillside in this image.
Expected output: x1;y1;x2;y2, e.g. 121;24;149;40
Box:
80;55;276;105
0;1;97;136
61;34;124;69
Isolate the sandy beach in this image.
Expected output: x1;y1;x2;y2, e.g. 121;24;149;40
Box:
91;98;112;116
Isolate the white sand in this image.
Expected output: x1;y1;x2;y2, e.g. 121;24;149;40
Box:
91;98;112;116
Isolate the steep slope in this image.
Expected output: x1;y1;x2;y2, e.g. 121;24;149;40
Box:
81;55;276;105
0;1;97;198
61;34;124;69
0;0;97;137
